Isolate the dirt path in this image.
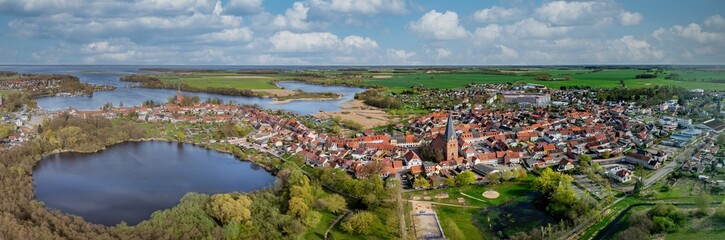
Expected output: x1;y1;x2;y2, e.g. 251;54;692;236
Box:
459;192;488;203
407;200;479;208
324;210;351;240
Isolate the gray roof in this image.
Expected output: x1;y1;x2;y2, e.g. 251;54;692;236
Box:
445;113;456;141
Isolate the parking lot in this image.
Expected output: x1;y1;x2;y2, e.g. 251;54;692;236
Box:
573;175;608;199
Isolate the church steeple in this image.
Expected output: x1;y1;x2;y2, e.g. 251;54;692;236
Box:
444;113;456;141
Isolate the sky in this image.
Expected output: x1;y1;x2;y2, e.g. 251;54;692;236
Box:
0;0;723;65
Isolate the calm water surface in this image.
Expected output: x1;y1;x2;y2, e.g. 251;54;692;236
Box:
0;65;364;115
33;141;275;226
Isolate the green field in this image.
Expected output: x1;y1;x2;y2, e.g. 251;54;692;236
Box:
137;68;725;93
364;72;529;92
404;176;534;208
363;69;725;92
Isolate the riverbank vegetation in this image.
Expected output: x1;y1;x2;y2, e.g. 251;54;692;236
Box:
0;72;114;97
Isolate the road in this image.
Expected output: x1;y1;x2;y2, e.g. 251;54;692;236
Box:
643;136;704;187
564;136;706;239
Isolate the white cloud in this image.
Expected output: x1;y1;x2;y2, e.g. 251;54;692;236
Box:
307;0;407;15
535;0;623;26
705;15;725;28
434;48;451;58
606;36;664;62
409;10;468;40
472;6;523;23
342;35;378;49
223;0;263;15
269;31;339;52
269;2;311;31
385;48;416;60
496;45;519;60
473;24;502;42
268;31;378;52
197;27;253;42
505;18;571;38
618;11;642;26
654;23;724;44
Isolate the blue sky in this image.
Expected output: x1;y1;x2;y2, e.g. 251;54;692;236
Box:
0;0;723;65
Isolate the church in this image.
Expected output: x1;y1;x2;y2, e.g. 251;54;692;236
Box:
428;113;458;161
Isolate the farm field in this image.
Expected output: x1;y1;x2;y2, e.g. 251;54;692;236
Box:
362;68;725;92
135;67;725;93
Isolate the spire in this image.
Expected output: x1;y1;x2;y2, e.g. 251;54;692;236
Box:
444;113;456;141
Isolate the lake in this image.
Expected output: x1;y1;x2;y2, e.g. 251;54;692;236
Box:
33;141;276;226
0;65;365;115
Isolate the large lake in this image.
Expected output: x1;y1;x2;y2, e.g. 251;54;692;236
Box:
33;141;276;226
0;65;364;115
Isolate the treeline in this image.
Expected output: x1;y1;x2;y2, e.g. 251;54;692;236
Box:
120;75;259;97
274;90;340;101
354;88;402;109
40;112;148;152
1;92;38;112
594;86;689;107
635;73;658;79
1;73;113;97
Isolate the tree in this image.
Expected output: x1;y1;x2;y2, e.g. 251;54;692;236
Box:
602;150;611;159
516;168;528;181
317;194;346;214
695;194;713;216
57;126;84;149
413;177;430;189
287;197;309;219
445;177;457;187
488;172;501;184
456;171;477;186
208;194;252;224
502;169;516;182
341;211;378;235
713;200;725;221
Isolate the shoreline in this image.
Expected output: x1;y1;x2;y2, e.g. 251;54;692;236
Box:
42;138;277;172
269;95;343;104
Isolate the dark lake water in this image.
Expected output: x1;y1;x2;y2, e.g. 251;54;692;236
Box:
0;65;364;115
33;141;276;226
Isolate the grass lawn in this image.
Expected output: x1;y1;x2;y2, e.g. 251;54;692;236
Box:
155;73;285;90
435;206;484;239
667;229;725;240
404;177;534;208
303;211;365;240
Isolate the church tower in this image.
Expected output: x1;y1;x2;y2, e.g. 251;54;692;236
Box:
444;113;458;161
175;78;184;105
